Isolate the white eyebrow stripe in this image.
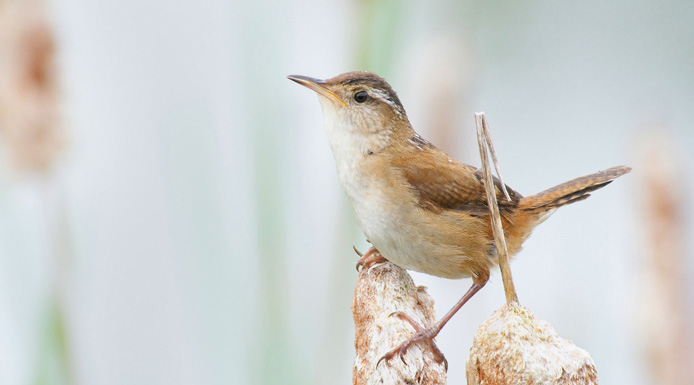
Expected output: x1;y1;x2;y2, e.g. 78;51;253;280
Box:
369;89;404;116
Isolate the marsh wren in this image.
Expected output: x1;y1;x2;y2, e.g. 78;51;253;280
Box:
288;71;630;366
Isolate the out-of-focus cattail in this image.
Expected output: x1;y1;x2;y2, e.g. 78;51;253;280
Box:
0;0;64;174
637;130;693;385
466;303;598;385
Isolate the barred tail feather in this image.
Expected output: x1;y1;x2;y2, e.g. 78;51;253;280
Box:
518;166;631;211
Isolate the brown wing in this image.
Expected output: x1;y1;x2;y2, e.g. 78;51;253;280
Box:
392;140;522;217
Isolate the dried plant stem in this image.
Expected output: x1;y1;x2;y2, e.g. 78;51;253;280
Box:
468;113;599;384
474;112;518;304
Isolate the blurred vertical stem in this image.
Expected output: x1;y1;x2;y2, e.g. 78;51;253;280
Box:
251;102;293;385
249;58;295;385
355;0;407;73
33;180;73;385
239;1;298;384
34;297;72;385
0;2;72;384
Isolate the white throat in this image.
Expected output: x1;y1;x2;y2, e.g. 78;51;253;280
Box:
318;97;391;197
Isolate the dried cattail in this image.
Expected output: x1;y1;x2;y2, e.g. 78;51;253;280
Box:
353;261;447;385
467;303;598;385
0;1;64;173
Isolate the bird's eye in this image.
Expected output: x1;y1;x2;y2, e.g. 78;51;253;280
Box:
354;91;368;103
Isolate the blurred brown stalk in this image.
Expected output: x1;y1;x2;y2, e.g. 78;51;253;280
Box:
0;0;63;174
638;130;693;385
0;2;73;384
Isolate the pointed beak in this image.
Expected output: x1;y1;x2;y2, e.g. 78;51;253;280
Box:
287;75;347;106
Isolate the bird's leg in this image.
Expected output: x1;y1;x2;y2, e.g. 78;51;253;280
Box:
377;280;486;369
355;246;387;271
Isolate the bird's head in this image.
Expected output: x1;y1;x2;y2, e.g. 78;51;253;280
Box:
288;72;411;152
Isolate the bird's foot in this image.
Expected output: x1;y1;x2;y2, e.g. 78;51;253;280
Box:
377;312;448;370
355;246;387;271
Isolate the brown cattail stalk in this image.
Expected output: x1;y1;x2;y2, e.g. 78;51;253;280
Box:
0;0;63;173
638;131;693;385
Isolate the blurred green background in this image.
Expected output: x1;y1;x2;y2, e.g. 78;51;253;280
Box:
0;0;692;384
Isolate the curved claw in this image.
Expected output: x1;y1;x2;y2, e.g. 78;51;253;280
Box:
376;342;410;368
353;246;363;271
355;247;387;272
387;310;403;318
430;342;448;371
377;337;447;371
376;355;387;368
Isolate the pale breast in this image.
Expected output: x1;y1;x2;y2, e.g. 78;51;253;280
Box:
340;161;480;280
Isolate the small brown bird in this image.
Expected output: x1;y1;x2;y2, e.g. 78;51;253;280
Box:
288;71;630;366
